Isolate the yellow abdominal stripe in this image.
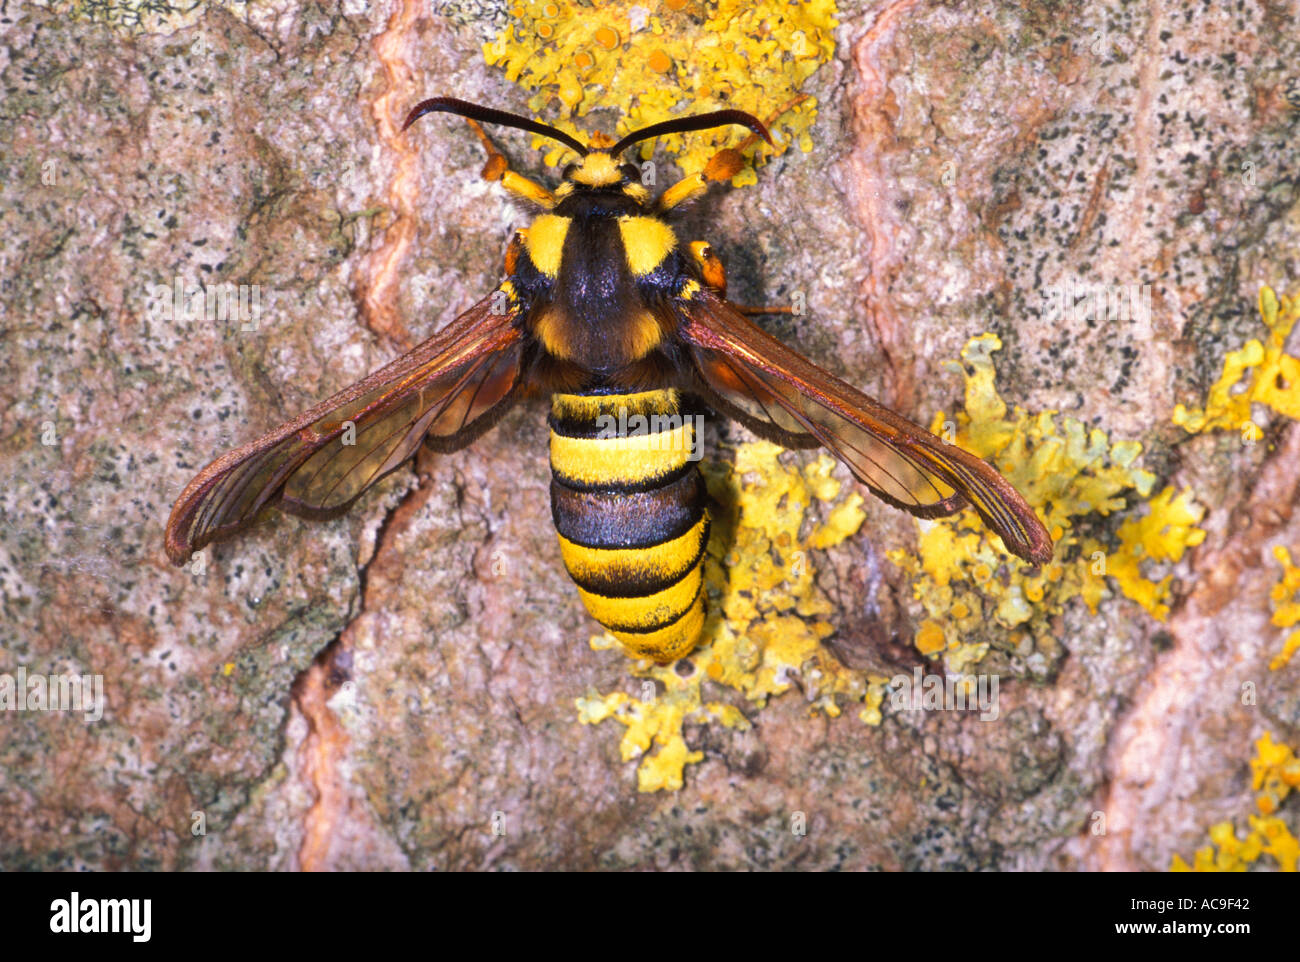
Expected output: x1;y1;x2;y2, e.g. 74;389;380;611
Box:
608;591;705;663
552;389;678;421
577;566;701;631
550;425;691;486
557;515;708;590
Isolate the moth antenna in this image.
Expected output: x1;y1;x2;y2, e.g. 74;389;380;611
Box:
403;96;588;157
609;110;773;156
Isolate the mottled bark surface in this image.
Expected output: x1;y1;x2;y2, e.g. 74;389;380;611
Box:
1;0;1297;870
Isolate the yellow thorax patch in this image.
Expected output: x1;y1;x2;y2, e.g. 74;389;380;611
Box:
523;214;570;278
618;216;677;277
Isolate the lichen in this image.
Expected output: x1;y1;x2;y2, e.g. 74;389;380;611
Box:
575;441;888;793
888;334;1205;678
1269;546;1300;672
484;0;838;179
1250;731;1300;817
1173;286;1300;436
1108;486;1207;622
1170;733;1300;872
1169;284;1300;667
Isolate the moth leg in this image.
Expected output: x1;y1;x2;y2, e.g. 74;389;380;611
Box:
735;303;797;315
685;240;795;316
465;118;556;209
659;95;809;213
659;149;747;212
503;230;524;275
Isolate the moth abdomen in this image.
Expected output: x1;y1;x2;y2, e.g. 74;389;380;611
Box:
549;389;709;662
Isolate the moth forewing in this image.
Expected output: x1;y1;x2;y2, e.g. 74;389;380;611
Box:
677;291;1053;565
165;294;524;565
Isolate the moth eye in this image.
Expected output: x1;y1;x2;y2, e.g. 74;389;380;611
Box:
619;163;639;182
561;163;577;179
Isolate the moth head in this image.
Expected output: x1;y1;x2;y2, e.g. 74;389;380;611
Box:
402;97;773;194
560;152;640;188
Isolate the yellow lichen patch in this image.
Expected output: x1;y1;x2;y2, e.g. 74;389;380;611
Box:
1173;286;1300;435
1108;486;1207;621
914;619;946;656
575;685;708;792
1170;820;1267;872
576;441;888;792
484;0;838;181
1268;546;1300;672
1171;733;1300;872
1251;732;1300;817
888;334;1206;675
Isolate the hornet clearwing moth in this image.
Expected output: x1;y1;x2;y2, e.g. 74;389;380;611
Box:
166;97;1053;663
